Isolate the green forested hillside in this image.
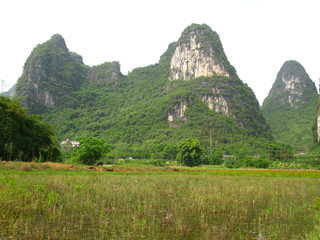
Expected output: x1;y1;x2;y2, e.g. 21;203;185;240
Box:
44;70;271;158
261;60;318;152
15;24;273;159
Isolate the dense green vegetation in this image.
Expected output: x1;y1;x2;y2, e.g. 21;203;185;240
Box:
262;98;318;152
0;168;320;239
0;97;61;162
176;138;205;166
41;59;273;159
72;137;110;165
41;68;274;160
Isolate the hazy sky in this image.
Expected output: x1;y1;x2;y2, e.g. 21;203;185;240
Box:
0;0;319;104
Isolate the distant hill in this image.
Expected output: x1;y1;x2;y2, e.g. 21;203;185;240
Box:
261;60;318;152
15;24;273;158
0;84;16;98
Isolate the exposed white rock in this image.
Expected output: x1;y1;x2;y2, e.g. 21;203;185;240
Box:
283;75;300;90
168;100;187;123
43;91;54;108
282;74;303;108
202;95;230;116
32;77;55;108
169;32;229;80
283;75;303;96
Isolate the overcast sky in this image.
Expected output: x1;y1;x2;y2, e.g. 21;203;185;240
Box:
0;0;319;104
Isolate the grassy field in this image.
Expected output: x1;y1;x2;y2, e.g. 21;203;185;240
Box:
0;162;320;239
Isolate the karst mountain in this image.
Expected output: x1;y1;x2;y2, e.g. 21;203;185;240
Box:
261;60;318;152
15;23;273;157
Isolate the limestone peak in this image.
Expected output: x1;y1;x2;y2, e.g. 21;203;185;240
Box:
168;24;236;80
16;34;85;113
49;34;68;51
263;60;317;109
261;60;318;151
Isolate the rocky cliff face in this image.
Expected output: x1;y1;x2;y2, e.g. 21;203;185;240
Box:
262;60;318;151
166;24;234;122
201;95;230;116
169;24;233;80
168;100;188;126
169;32;229;80
163;24;270;138
16;34;85;112
23;56;56;108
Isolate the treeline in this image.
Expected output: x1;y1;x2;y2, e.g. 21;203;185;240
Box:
62;136;296;168
1;96;316;169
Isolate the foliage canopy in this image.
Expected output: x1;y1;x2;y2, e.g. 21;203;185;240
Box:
73;137;110;165
0;96;61;162
176;138;205;167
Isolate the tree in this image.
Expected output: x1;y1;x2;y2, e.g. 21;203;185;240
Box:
267;143;282;161
0;96;61;162
267;142;293;161
176;138;205;167
73;137;110;165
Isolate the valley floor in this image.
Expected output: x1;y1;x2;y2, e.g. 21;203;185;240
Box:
0;162;320;239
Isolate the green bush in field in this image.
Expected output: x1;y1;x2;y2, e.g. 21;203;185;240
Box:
242;158;270;168
224;158;241;168
73;137;110;165
267;142;293;161
203;149;224;165
176;138;205;167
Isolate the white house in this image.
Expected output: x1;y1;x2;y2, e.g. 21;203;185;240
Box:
61;139;80;147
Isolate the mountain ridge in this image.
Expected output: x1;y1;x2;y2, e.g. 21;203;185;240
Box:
15;23;273;158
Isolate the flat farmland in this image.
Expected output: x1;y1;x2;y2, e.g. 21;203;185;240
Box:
0;163;320;239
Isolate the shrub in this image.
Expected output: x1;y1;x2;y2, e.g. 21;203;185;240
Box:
242;158;270;168
73;137;110;165
204;152;223;165
176;138;205;167
224;158;241;168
